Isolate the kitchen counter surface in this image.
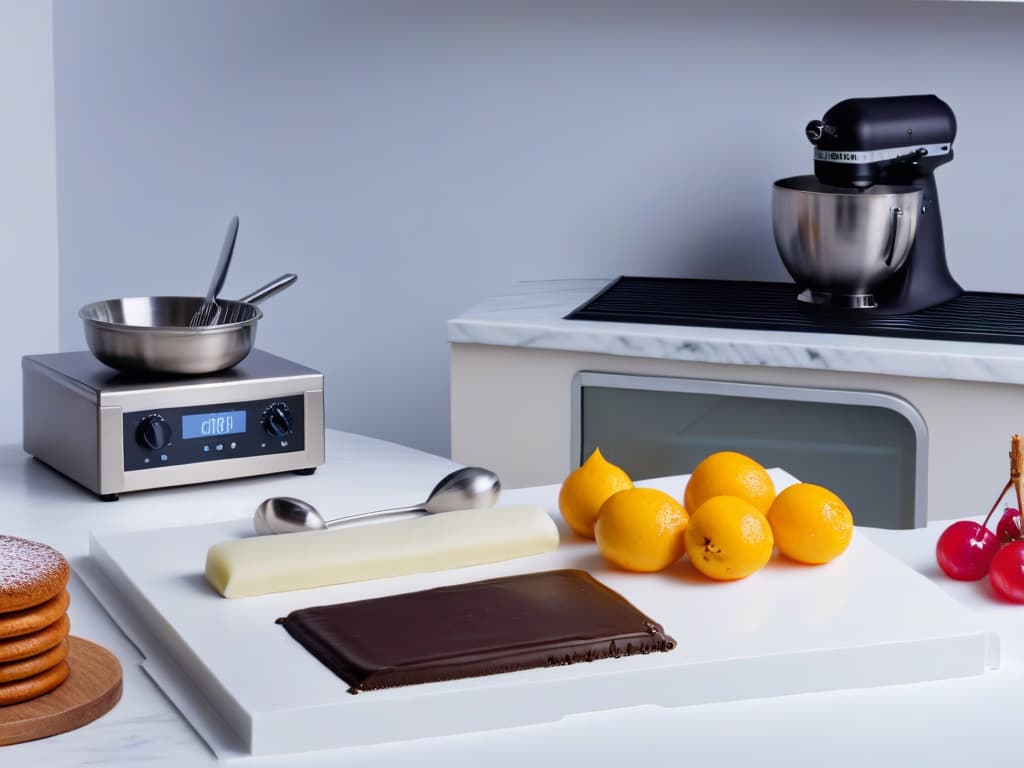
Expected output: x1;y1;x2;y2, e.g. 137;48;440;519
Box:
4;428;1024;767
448;278;1024;386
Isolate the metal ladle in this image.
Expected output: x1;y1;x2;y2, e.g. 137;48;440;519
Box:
253;466;502;535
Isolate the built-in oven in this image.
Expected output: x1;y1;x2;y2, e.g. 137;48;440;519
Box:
572;372;927;530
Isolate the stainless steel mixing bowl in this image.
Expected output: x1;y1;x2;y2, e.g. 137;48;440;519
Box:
772;176;923;308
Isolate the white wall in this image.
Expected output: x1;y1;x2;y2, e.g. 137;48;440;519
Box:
53;0;1024;457
1;0;59;445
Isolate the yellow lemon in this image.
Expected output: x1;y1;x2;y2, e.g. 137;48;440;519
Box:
767;483;853;564
684;495;774;581
684;451;775;515
595;488;689;572
558;448;633;538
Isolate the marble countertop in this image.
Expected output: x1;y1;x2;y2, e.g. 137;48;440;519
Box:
448;279;1024;385
5;428;1024;767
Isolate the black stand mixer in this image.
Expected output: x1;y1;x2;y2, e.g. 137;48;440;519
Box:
775;95;963;315
569;93;1024;346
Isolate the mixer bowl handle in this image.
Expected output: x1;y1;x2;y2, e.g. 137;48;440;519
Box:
883;208;905;267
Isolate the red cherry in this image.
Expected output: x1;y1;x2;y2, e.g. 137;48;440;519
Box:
936;520;999;581
989;540;1024;602
996;508;1023;545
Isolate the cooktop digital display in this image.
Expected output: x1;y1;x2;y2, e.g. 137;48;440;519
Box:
181;410;247;439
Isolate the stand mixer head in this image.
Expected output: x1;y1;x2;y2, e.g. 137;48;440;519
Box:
773;95;963;314
807;95;956;187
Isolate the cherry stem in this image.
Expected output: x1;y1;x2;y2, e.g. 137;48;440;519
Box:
983;479;1013;529
984;435;1024;530
1012;435;1024;529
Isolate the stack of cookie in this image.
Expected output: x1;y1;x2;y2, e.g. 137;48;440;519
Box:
0;535;72;707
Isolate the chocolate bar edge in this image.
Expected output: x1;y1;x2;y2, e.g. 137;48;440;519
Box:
278;615;371;695
282;613;677;695
351;626;678;694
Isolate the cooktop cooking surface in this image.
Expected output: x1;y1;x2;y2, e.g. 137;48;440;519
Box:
566;277;1024;346
27;348;319;394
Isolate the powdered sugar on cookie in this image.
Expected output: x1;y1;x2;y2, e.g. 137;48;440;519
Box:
0;536;70;608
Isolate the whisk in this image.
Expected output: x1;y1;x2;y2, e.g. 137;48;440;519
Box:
189;216;239;327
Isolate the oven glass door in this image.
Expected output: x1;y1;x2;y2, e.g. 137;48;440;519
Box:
573;372;927;530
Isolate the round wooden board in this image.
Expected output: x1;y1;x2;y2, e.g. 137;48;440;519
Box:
0;636;122;746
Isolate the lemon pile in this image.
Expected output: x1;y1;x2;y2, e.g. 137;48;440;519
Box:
559;449;853;580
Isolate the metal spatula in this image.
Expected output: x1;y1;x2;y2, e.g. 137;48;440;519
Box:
189;216;239;327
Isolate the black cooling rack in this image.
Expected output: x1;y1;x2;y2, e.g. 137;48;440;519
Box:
565;277;1024;346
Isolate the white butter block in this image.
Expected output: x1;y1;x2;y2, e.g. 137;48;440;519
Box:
204;505;559;598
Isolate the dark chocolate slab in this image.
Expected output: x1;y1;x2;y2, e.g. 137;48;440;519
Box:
277;569;676;694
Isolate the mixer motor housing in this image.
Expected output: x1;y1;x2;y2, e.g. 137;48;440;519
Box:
803;94;962;314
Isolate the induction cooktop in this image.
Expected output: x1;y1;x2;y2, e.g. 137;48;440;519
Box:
566;277;1024;346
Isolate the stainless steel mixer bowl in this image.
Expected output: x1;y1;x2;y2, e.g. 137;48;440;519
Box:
772;176;923;307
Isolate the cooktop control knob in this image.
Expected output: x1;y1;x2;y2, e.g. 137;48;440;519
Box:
261;402;293;438
136;414;172;451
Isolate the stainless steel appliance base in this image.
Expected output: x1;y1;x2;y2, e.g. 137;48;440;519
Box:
32;458;320;502
22;349;326;499
797;288;877;309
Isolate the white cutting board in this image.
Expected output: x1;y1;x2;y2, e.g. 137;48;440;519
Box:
81;470;995;759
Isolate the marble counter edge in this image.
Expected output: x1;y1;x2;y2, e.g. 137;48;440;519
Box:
447;279;1024;386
